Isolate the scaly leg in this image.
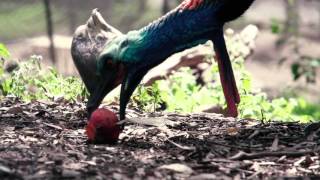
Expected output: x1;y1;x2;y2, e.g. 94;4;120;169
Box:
119;67;148;120
212;30;240;117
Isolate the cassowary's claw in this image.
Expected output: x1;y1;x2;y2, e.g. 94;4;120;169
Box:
225;104;239;118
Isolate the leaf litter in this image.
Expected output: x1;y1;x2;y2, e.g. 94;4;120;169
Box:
0;96;319;179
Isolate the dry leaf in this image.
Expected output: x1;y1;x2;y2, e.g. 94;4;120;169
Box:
7;106;23;114
189;173;217;180
227;127;239;136
159;163;193;174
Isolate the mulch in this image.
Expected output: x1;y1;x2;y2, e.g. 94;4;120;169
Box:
0;96;319;180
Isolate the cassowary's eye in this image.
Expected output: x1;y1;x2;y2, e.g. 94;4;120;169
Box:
120;39;129;48
87;22;92;29
105;59;116;69
75;30;84;38
77;33;86;40
106;59;113;65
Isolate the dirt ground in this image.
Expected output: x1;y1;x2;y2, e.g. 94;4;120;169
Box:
0;97;319;180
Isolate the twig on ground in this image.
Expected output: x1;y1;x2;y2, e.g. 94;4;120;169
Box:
166;138;196;151
230;150;318;160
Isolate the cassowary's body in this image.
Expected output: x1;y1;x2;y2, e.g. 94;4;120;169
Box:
99;0;253;67
73;0;255;122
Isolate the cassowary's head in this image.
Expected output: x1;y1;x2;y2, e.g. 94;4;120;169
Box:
71;9;123;95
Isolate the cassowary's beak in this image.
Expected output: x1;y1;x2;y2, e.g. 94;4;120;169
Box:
86;61;126;117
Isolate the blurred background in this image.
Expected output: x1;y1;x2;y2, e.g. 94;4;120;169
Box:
0;0;319;120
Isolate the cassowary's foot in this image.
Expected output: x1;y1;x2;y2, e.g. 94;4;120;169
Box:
180;0;204;10
225;108;238;118
224;101;239;118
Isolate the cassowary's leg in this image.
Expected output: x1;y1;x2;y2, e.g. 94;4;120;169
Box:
119;68;148;120
212;30;240;117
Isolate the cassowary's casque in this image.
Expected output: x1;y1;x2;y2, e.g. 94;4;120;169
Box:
71;9;121;95
72;0;255;122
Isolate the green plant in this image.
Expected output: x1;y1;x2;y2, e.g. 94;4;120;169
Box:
270;18;281;34
291;56;320;83
269;1;320;85
156;68;206;112
132;83;163;112
293;98;320;121
134;58;317;122
0;55;87;101
132;27;318;123
0;43;10;58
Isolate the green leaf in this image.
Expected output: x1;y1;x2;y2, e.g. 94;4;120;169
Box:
0;43;10;58
291;63;302;81
270;18;281;34
310;59;320;67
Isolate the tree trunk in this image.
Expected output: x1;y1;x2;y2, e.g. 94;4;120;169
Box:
282;0;299;42
67;0;77;35
162;0;170;15
43;0;56;64
139;0;147;12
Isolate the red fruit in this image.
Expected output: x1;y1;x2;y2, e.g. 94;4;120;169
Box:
86;108;121;144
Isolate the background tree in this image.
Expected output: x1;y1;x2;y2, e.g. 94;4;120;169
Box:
43;0;56;64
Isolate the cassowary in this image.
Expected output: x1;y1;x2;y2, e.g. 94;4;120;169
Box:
72;0;255;122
